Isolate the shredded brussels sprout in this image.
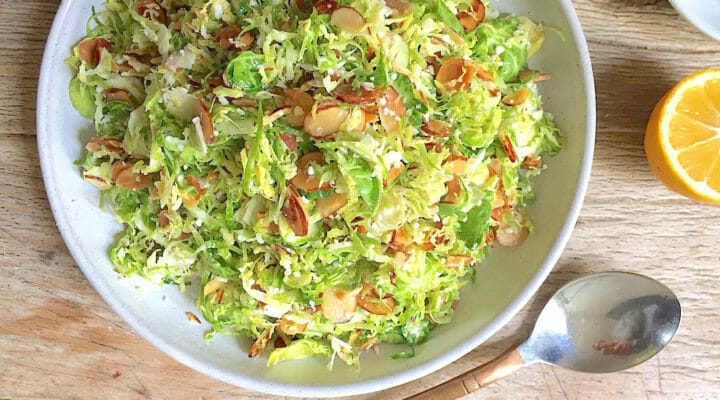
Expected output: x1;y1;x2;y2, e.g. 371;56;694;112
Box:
68;0;563;367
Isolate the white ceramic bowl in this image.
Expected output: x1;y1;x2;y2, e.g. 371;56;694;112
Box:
37;0;595;397
669;0;720;41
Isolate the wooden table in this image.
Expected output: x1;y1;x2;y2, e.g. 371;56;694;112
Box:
2;1;720;398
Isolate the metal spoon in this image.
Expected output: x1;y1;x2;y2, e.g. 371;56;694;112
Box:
408;272;681;400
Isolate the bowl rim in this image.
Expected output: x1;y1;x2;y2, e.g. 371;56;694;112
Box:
668;0;720;41
36;0;595;397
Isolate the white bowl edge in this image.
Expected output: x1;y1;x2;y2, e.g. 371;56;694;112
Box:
36;0;596;397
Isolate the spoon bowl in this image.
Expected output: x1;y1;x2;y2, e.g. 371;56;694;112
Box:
409;272;681;400
521;272;681;373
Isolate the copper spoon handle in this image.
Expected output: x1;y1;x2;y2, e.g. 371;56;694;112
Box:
406;345;526;400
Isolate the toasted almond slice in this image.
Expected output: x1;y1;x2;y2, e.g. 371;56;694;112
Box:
278;317;308;336
291;152;332;192
502;87;530;106
285;88;314;127
472;0;486;23
282;186;309;236
86;136;124;153
316;192;348;217
502;134;518;163
216;25;254;51
157;209;170;228
134;0;167;24
457;11;480;32
385;0;412;15
313;0;338;14
335;84;384;105
441;175;461;204
421;120;452;138
264;105;291;126
388;229;411;252
384;163;404;186
248;327;272;358
83;174;111;189
103;88;136;107
446;255;474;269
496;225;529;247
112;160;153;190
379;86;406;135
321;287;357;323
330;6;366;34
186;311;202;324
304;104;349;139
193;99;215;144
522;155;540;169
435;57;465;92
357;282;395;315
216;25;242;50
280;133;298;152
443;155;469;175
77;38;112;66
203;277;228;296
182;176;207;208
230;97;257;107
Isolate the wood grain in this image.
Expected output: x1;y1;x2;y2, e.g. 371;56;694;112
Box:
2;0;720;399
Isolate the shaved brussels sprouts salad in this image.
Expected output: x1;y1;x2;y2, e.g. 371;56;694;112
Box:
68;0;562;367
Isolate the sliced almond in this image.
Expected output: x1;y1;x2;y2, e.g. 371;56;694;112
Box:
457;11;480;32
443;155;469;175
291;152;332;192
278;317;308;336
441;175;461;204
77;38;112;67
282;186;309;236
446;255;474;269
335;84;384;105
112;160;153;191
321;287;357;323
384;163;404;186
86;136;124;153
264;105;291;126
388;229;411;252
316;192;348;218
134;0;167;24
216;25;254;51
378;86;406;135
248;327;272;358
357;282;395;316
421;120;453;138
522;155;540;169
285;88;314;128
103;88;136;107
435;57;464;92
472;0;486;23
158;209;170;228
230;97;257;107
304;104;349;139
330;6;366;35
313;0;338;14
385;0;412;15
193;99;216;144
502;87;530;106
496;225;529;247
280;133;298;152
203;277;228;296
501;134;518;163
182;176;207;208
